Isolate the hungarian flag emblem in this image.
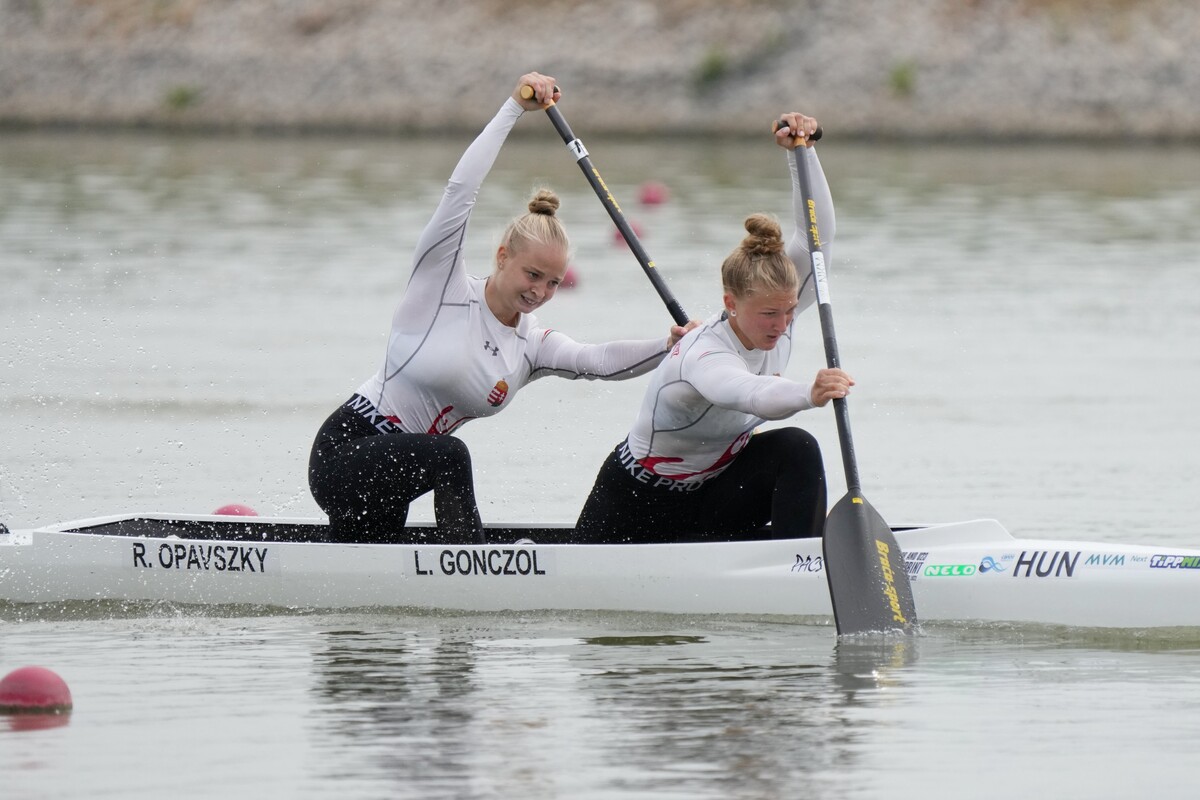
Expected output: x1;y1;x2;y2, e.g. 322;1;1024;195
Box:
487;379;509;407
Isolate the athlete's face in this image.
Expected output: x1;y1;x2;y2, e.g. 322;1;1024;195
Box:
725;289;797;350
488;241;569;326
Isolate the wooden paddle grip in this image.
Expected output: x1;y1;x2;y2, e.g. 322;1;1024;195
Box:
519;84;561;102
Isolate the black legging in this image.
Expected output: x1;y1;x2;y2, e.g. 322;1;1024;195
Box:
308;400;483;543
574;428;827;543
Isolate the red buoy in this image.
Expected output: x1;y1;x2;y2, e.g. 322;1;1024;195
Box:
561;265;579;288
638;180;669;206
612;220;645;247
212;504;258;517
0;666;73;715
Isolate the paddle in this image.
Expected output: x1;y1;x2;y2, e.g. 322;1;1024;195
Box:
782;124;918;635
520;85;688;327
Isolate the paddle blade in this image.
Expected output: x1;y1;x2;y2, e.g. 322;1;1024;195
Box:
822;493;918;635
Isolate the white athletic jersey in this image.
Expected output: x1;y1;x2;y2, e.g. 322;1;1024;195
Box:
355;98;667;435
622;146;835;486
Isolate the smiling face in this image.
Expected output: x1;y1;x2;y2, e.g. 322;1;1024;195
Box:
486;241;569;326
725;288;798;350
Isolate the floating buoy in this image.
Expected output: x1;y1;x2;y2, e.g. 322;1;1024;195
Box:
0;666;73;715
638;180;669;206
561;265;579;289
212;504;258;517
612;220;645;247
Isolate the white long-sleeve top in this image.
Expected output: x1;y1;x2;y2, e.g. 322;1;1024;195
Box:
622;146;835;485
355;98;667;435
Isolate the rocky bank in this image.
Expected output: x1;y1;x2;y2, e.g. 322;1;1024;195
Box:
2;0;1199;140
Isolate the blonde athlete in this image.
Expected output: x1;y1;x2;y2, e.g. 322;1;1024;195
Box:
310;73;690;544
575;113;850;543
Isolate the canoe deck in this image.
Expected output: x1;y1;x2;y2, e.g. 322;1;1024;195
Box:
54;515;609;545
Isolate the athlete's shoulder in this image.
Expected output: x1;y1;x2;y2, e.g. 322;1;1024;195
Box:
517;313;571;354
685;317;736;356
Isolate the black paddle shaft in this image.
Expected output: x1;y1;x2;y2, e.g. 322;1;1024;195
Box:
791;148;862;492
538;102;690;328
793;143;918;634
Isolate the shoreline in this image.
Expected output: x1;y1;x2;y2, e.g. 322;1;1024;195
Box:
3;0;1199;142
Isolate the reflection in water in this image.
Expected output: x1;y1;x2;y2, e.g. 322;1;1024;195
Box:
832;636;917;697
4;712;72;733
313;628;482;794
307;620;919;798
582;634;706;647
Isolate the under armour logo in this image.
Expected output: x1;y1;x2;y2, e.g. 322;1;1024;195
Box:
483;341;499;356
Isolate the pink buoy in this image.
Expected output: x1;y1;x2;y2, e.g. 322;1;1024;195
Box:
0;666;73;715
612;220;645;247
561;265;579;289
638;180;669;206
212;503;258;517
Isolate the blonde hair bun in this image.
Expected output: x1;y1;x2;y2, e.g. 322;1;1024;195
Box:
741;213;784;256
720;212;797;299
528;188;561;216
499;186;570;258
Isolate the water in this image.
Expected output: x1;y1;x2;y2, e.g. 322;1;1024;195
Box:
3;128;1200;797
5;611;1200;799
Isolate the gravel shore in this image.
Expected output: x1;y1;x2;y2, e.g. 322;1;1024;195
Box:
2;0;1198;140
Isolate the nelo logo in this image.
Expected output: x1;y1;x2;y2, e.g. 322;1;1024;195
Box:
923;563;976;577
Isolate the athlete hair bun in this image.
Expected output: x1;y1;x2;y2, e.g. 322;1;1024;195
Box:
528;188;561;216
502;187;569;256
741;213;784;256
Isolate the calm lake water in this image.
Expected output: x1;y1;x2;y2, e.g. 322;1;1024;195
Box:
3;125;1200;798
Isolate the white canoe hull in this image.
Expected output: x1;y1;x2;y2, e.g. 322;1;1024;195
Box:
4;513;1200;629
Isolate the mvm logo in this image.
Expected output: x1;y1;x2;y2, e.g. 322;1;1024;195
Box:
1011;550;1081;578
1084;553;1126;567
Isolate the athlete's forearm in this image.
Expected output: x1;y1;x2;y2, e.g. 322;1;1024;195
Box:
531;333;667;381
692;355;813;419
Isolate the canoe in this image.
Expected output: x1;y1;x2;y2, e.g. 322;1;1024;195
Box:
3;512;1200;629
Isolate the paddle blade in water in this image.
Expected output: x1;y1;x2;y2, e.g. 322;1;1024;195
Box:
822;493;918;635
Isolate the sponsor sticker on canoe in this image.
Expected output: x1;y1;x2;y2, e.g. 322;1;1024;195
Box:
1084;553;1128;568
923;563;976;577
412;547;549;577
1150;555;1200;570
903;550;928;579
790;554;823;573
978;554;1013;574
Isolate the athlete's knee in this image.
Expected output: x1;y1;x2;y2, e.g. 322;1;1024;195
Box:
771;426;819;450
765;428;824;475
439;435;472;460
434;434;475;479
757;427;819;458
308;450;346;513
